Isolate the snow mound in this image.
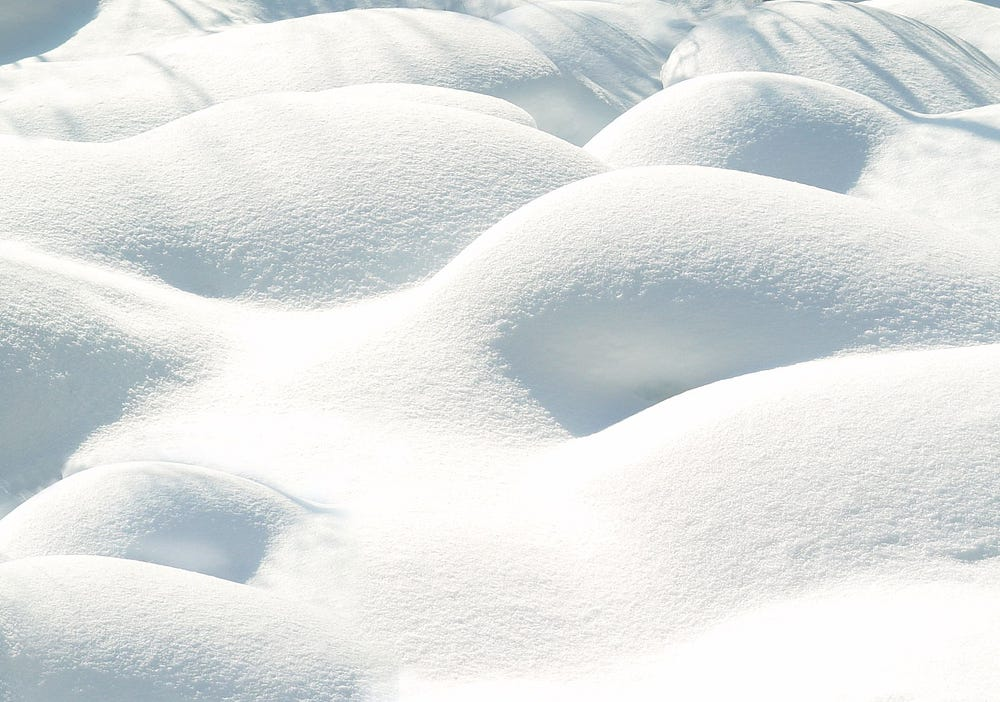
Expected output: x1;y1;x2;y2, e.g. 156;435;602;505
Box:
862;0;1000;64
500;344;1000;667
1;92;603;304
493;0;693;143
0;555;386;700
0;9;573;141
24;0;534;62
588;72;894;192
662;0;1000;113
0;462;306;583
0;243;218;506
423;166;1000;434
586;72;1000;240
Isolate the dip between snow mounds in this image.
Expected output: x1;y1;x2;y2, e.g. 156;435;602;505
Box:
0;462;309;584
423;166;1000;435
0;8;582;142
662;0;1000;114
492;0;694;144
0;243;220;508
587;72;1000;240
0;92;604;304
0;556;388;701
862;0;1000;64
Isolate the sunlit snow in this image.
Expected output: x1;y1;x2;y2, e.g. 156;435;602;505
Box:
1;0;998;699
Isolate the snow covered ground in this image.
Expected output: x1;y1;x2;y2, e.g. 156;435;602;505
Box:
1;0;998;699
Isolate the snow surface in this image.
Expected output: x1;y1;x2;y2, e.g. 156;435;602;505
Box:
862;0;1000;63
663;0;1000;113
587;72;1000;239
2;0;1000;699
0;92;603;303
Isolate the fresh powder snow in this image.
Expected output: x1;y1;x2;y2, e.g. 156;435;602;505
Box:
0;0;998;699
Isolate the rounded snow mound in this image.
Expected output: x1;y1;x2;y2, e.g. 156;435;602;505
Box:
0;244;217;507
0;462;305;583
542;343;1000;661
862;0;1000;64
587;72;898;192
0;555;386;700
1;92;604;304
28;0;534;62
424;166;1000;434
493;0;693;143
587;73;1000;240
662;0;1000;113
0;8;571;141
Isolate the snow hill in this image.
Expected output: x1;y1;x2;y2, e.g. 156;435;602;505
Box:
1;0;999;699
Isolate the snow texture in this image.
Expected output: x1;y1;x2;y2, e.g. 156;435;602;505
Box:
1;0;1000;698
0;92;603;303
587;72;1000;240
662;0;1000;113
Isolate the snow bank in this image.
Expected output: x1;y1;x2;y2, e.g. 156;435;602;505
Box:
862;0;1000;63
0;9;572;141
0;92;603;303
587;72;1000;240
0;555;387;700
0;462;306;582
422;166;1000;434
662;0;1000;113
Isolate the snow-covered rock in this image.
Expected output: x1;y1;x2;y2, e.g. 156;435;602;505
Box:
0;92;603;303
587;72;1000;240
662;0;1000;113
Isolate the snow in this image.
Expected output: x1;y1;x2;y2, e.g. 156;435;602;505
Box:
493;0;692;142
587;72;1000;239
662;0;1000;113
2;0;1000;698
862;0;1000;64
0;555;390;700
0;9;569;141
0;92;603;303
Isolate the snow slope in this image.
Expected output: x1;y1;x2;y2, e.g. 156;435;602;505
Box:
662;0;1000;113
587;72;1000;240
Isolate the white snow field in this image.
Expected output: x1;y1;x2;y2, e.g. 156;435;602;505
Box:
1;0;999;699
